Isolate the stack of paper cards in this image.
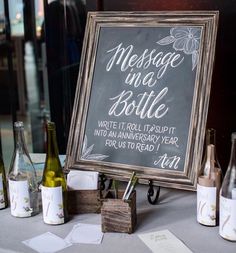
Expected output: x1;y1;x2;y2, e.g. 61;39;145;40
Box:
22;224;103;253
67;170;99;190
65;223;104;244
22;232;72;253
138;229;193;253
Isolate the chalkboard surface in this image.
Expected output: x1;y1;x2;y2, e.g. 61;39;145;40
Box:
66;12;218;190
83;26;200;171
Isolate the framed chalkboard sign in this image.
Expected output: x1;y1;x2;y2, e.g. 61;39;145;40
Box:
66;11;218;190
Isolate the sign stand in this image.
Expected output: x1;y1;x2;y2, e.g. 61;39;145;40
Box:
147;180;160;205
100;173;107;191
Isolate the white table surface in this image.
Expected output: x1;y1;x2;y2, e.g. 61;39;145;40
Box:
0;184;235;253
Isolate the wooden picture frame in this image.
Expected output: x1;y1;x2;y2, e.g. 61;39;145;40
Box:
65;11;218;191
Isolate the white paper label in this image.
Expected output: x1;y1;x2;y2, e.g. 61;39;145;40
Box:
41;186;64;224
9;180;31;217
197;184;217;226
0;174;6;209
220;195;236;241
232;188;236;200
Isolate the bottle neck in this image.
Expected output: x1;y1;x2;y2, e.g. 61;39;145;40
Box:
229;138;236;168
0;154;4;173
206;144;215;174
14;127;28;153
46;128;59;158
206;128;216;146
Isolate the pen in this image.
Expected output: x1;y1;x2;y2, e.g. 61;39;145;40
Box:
124;176;138;201
122;172;136;200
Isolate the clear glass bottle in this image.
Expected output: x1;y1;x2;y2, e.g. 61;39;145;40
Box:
0;154;8;209
8;121;39;217
197;144;222;226
219;133;236;241
201;128;221;176
41;121;67;225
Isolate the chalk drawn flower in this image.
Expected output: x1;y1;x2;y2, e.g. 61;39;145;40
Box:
81;135;109;161
157;27;202;70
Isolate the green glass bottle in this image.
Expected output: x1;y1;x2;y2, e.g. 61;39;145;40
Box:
41;122;67;225
0;154;8;209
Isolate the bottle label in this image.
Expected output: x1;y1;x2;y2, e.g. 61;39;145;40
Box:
220;196;236;241
9;180;31;217
197;184;217;226
41;186;64;225
0;174;6;209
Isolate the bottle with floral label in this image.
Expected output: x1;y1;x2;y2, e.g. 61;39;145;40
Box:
220;133;236;241
41;121;67;225
8;121;39;217
0;154;8;209
197;144;221;226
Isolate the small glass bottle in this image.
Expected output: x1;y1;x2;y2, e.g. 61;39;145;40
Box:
41;121;67;225
200;128;221;176
0;154;8;209
8;121;39;217
219;133;236;241
197;144;221;226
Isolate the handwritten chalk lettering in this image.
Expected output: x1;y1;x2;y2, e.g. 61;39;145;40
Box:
154;154;180;169
94;129;107;137
125;68;157;88
126;123;142;132
127;141;135;149
161;136;179;147
108;89;169;119
98;120;117;130
106;43;184;79
143;124;176;135
108;131;117;138
136;143;155;152
118;141;126;149
118;122;126;130
117;131;160;144
105;139;118;149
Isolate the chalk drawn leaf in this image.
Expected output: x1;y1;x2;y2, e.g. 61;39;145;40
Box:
156;35;175;45
192;51;199;70
82;135;88;155
86;154;109;161
81;135;109;161
81;144;94;159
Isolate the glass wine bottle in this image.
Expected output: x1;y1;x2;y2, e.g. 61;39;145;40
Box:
0;154;8;209
219;133;236;241
41;121;67;225
197;144;222;226
200;128;221;176
8;121;39;217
